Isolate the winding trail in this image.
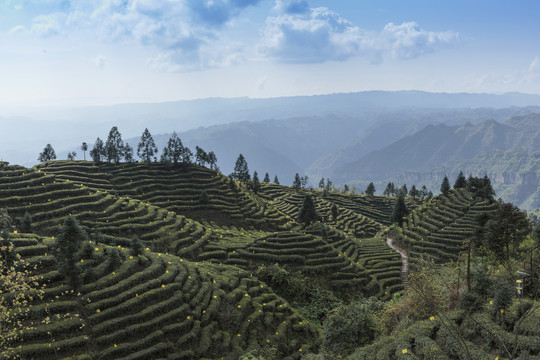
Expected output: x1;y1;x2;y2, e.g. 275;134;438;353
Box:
386;238;409;286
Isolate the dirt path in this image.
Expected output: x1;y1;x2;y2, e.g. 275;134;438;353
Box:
386;238;409;286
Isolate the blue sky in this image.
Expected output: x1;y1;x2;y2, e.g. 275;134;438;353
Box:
1;0;539;107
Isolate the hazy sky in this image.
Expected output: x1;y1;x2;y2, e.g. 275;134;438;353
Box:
1;0;540;107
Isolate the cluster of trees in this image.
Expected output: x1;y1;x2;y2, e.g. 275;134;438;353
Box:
39;128;218;169
230;153;280;189
383;182;433;199
441;171;495;198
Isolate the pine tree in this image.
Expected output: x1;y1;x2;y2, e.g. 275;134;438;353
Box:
454;171;467;189
383;182;395;196
233;154;250;182
161;132;184;164
298;194;319;227
251;171;260;193
137;128;158;162
56;216;86;290
207;151;218;170
123;143;134;162
391;194;409;227
319;178;325;189
104;126;124;163
440;176;451;196
263;172;270;183
195;146;208;166
19;212;32;233
90;137;105;162
273;175;280;185
38;144;56;162
409;185;418;199
199;190;209;205
182;147;193;164
420;185;428;199
365;182;376;196
293;173;302;190
81;142;88;161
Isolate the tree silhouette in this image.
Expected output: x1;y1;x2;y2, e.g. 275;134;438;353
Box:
137;128;158;162
293;173;302;190
233;154;250;182
56;216;87;290
391;194;408;227
365;182;376;196
440;176;451;196
161;132;184;164
81;142;88;161
38;144;56;162
90;137;105;162
105;126;124;163
298;194;319;227
263;172;270;183
454;171;467;189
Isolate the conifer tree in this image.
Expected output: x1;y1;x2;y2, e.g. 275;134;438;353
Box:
233;154;250;182
195;146;208;166
137;128;158;162
90;137;105;162
56;216;86;290
409;185;418;199
263;172;270;183
207;151;218;170
383;182;395;196
365;182;376;196
199;190;209;205
251;171;260;193
104;126;124;163
440;176;451;196
123;143;134;162
161;132;184;164
182;147;193;164
319;178;325;189
454;171;467;189
420;185;428;199
273;175;280;185
38;144;56;162
391;193;408;227
19;212;32;233
298;194;319;227
293;173;302;190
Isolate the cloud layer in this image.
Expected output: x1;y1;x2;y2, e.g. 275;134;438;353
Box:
6;0;460;70
260;6;460;63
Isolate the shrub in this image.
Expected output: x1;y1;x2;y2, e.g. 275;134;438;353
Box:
322;302;377;356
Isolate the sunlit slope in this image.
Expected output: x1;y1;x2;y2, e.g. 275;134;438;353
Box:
2;234;319;360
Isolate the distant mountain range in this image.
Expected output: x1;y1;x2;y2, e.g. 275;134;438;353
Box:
2;90;540;210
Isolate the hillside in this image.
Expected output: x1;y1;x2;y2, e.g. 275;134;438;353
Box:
334;113;540;209
0;160;535;359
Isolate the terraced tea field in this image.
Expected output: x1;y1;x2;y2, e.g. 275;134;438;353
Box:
0;161;503;359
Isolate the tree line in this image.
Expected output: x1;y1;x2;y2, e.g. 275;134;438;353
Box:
38;127;218;169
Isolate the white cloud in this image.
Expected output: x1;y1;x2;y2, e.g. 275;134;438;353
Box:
259;6;459;64
6;0;259;71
